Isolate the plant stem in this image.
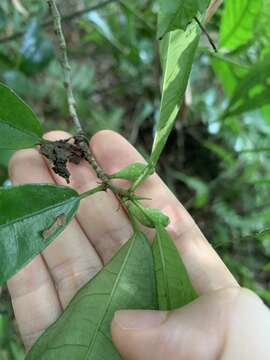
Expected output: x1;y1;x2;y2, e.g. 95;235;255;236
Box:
0;0;116;44
79;182;134;201
46;0;113;187
80;184;107;200
131;2;222;192
45;0;148;199
205;0;223;24
47;0;82;132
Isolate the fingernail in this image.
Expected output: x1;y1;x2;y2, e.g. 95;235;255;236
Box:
113;310;167;330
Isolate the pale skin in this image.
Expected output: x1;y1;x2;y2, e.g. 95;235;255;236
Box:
6;130;270;359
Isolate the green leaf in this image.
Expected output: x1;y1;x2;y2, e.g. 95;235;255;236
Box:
255;228;270;242
0;313;9;348
170;170;209;208
9;341;25;360
211;55;249;96
263;262;270;271
157;0;210;38
203;141;236;165
220;0;263;51
254;0;270;49
0;149;15;168
127;201;170;228
0;150;15;186
0;83;43;150
119;0;154;31
224;55;270;117
153;225;197;310
26;231;156;360
0;184;80;285
150;23;199;166
109;163;148;182
253;286;270;303
86;11;127;53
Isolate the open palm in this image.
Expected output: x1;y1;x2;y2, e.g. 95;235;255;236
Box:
8;130;253;358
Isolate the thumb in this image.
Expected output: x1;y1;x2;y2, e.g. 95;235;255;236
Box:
111;288;270;360
111;288;235;360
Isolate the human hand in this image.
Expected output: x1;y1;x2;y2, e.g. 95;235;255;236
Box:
7;131;270;358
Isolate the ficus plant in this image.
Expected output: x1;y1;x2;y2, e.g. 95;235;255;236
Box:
0;0;215;358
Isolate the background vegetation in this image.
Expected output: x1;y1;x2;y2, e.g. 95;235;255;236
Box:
0;0;269;358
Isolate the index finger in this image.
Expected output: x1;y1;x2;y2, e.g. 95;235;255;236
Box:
91;130;239;294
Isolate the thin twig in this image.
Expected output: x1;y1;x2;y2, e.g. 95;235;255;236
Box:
74;134;131;197
47;1;113;185
0;0;116;44
194;16;217;53
47;0;82;132
80;184;107;200
205;0;223;24
46;1;133;196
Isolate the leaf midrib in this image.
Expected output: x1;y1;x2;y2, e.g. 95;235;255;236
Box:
156;228;171;309
222;0;254;46
157;31;173;133
0;118;41;142
84;234;136;359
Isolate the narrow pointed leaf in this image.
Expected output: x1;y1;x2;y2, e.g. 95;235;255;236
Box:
26;231;156;360
0;83;43;150
0;184;80;285
153;225;197;310
158;0;210;38
109;163;148;182
150;24;199;166
224;55;270;117
211;55;249;96
220;0;262;51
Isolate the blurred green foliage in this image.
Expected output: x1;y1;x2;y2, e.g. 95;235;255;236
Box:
0;0;269;357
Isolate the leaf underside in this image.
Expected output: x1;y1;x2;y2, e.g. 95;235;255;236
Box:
26;231;157;360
